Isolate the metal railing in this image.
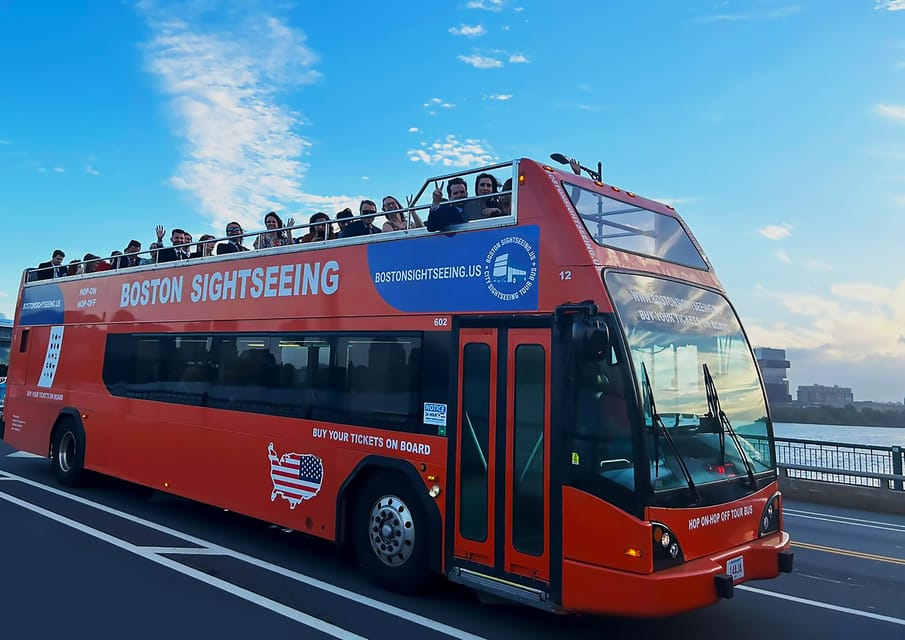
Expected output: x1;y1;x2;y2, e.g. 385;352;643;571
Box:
772;437;904;491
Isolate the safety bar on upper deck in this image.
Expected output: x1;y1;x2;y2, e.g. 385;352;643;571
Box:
410;159;518;208
22;159;523;284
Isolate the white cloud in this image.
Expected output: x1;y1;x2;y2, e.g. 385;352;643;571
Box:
449;24;486;37
0;139;9;145
803;258;833;271
893;195;905;207
865;147;905;159
487;94;512;101
466;0;504;11
875;0;905;10
407;134;496;167
138;3;366;232
424;97;455;108
875;103;905;121
508;54;530;63
408;127;420;133
775;249;791;264
758;223;792;240
85;165;100;175
53;167;65;173
457;54;503;68
654;196;697;207
746;280;905;397
694;5;803;22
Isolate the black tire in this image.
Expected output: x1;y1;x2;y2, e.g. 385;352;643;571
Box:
353;473;430;594
50;421;85;486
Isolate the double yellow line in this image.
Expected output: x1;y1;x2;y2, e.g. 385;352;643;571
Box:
793;541;905;566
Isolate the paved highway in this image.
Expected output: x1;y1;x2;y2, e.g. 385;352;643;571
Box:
1;440;902;639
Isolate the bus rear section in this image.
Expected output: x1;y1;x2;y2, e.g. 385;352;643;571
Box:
0;318;12;436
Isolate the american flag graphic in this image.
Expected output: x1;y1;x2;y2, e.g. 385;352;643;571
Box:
37;326;64;388
268;442;324;509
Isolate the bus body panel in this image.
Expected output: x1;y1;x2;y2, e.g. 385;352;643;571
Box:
4;158;789;617
645;484;780;562
561;530;789;617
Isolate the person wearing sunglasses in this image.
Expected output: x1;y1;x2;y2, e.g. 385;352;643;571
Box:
216;222;250;255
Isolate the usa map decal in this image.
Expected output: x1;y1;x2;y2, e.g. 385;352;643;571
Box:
267;442;324;509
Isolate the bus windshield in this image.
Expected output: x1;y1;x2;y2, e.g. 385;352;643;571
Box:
605;272;774;492
564;182;708;270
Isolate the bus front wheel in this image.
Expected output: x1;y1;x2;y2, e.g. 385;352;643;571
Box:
51;421;85;486
353;474;429;594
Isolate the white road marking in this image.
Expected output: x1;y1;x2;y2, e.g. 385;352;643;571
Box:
0;490;365;640
6;451;42;458
141;547;228;555
0;469;487;640
785;508;905;533
738;585;905;626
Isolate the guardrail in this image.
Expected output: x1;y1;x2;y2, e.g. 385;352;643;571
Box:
773;437;904;491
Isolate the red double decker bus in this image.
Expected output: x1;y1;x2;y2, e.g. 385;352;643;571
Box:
3;158;792;617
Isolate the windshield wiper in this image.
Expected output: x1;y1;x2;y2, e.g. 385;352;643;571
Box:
641;362;699;504
702;363;756;488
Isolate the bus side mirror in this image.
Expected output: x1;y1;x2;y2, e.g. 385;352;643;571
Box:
572;319;609;361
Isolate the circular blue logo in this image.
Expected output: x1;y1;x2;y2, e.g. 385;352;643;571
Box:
483;236;538;301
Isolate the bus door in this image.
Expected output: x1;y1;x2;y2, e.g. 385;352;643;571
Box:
452;326;551;592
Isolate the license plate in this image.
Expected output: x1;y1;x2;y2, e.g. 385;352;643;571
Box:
726;556;745;581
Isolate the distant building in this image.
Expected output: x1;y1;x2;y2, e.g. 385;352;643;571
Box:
754;347;792;405
853;400;903;413
797;384;854;408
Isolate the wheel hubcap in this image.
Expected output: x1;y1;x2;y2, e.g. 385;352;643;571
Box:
59;432;75;473
367;494;415;567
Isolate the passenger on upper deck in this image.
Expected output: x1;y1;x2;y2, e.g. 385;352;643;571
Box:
157;227;192;262
298;212;333;243
339;200;382;238
472;172;503;219
193;234;216;259
335;208;354;235
381;195;423;232
254;211;295;249
426;178;468;231
499;178;513;216
141;242;162;265
113;240;142;269
35;249;67;280
216;222;250;254
82;253;110;273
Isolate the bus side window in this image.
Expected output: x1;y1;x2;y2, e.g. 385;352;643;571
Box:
20;329;29;353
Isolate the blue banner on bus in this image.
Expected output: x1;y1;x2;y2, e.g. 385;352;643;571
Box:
368;226;540;312
19;283;66;326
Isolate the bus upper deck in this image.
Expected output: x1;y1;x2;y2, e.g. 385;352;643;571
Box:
17;158;721;325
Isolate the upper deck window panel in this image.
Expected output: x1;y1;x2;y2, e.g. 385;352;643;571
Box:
563;183;708;270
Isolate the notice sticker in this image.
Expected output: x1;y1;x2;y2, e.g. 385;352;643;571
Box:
423;402;447;427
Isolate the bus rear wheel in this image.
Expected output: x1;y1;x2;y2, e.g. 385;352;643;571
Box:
353;474;429;594
51;421;85;486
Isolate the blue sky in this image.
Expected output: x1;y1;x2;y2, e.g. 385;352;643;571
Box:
1;0;903;402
